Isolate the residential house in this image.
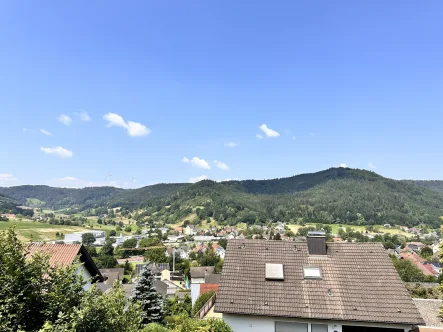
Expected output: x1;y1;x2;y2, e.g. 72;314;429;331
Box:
97;267;125;292
432;243;440;254
135;262;169;279
406;242;425;253
215;233;424;332
194;235;217;241
27;243;103;290
383;223;392;228
413;299;443;329
215;247;226;259
154;279;185;298
184;225;198;236
190;266;215;284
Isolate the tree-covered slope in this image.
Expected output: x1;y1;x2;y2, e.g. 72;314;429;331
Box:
132;169;443;228
0;185;124;210
402;180;443;193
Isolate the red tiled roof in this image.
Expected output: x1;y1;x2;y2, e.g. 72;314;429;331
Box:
200;284;219;294
27;243;82;268
400;252;435;276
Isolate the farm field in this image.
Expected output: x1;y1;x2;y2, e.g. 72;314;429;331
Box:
0;220;84;242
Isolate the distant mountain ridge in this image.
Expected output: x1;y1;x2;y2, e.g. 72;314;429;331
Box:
1;168;442;228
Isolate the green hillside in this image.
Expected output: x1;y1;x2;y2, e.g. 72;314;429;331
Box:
0;185;124;210
403;180;443;193
132;168;443;228
1;168;443;228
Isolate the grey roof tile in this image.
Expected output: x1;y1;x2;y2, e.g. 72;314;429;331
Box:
215;239;424;325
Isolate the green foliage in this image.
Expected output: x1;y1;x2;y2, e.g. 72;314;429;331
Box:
217;239;227;249
391;256;430;282
405;283;442;299
81;232;95;246
142;323;169;332
420;247;433;259
165;295;192;317
131;265;165;324
145;247;168;263
163;316;232;332
122;238;138;248
192;290;215;316
49;285;143;332
125;225;133;233
140;237;163;247
0;227;85;331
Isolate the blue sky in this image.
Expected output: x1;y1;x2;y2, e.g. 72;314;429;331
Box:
1;1;442;188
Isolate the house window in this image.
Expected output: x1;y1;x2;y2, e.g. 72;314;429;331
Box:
311;324;328;332
303;267;322;279
275;321;308;332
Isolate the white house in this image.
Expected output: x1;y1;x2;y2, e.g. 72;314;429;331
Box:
215;233;424;332
27;243;103;290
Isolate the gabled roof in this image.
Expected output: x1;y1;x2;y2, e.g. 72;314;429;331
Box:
413;299;443;327
27;243;103;281
215;239;424;326
190;266;215;278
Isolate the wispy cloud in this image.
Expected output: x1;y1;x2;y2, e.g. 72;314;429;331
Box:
74;110;91;122
59;176;79;181
259;124;280;138
224;142;238;148
214;160;229;171
40;129;53;136
23;128;28;132
309;132;316;137
292;136;296;140
0;174;17;181
189;175;208;183
339;163;348;168
256;134;263;139
57;114;72;126
182;157;211;169
103;113;150;137
368;162;376;169
40;146;73;158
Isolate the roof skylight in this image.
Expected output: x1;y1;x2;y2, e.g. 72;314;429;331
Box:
265;263;284;280
303;267;322;279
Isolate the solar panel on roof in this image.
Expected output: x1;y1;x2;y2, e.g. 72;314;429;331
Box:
265;263;284;280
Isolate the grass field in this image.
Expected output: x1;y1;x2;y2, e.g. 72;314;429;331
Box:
0;220;84;242
287;223;411;237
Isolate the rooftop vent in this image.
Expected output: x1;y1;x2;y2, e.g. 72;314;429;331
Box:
265;263;284;281
303;266;322;279
307;231;327;255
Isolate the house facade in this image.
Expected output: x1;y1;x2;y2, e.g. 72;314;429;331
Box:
27;243;103;290
215;234;424;332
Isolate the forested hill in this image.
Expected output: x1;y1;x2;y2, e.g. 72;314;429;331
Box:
0;185;124;210
1;168;443;228
134;168;443;228
402;180;443;193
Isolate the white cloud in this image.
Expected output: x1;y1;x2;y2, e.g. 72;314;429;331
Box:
214;160;229;171
40;146;73;158
256;134;263;139
259;124;280;138
224;142;238;148
182;157;211;169
40;129;53;136
368;162;376;169
57;114;72;126
339;163;348;168
0;174;17;181
103;113;150;137
23;128;28;132
74;111;91;122
292;136;296;140
189;175;208;183
59;176;79;181
217;178;239;182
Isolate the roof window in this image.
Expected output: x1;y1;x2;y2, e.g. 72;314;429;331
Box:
265;263;284;280
303;266;322;279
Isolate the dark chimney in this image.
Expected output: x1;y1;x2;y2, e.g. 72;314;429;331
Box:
307;231;327;255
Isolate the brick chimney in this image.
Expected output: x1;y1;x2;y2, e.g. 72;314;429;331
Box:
307;231;327;255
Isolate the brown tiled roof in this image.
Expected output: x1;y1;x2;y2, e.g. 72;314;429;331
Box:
27;243;103;281
28;243;82;267
215;239;424;326
413;299;443;327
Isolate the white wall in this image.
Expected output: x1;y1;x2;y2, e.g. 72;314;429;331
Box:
223;314;411;332
76;264;93;291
